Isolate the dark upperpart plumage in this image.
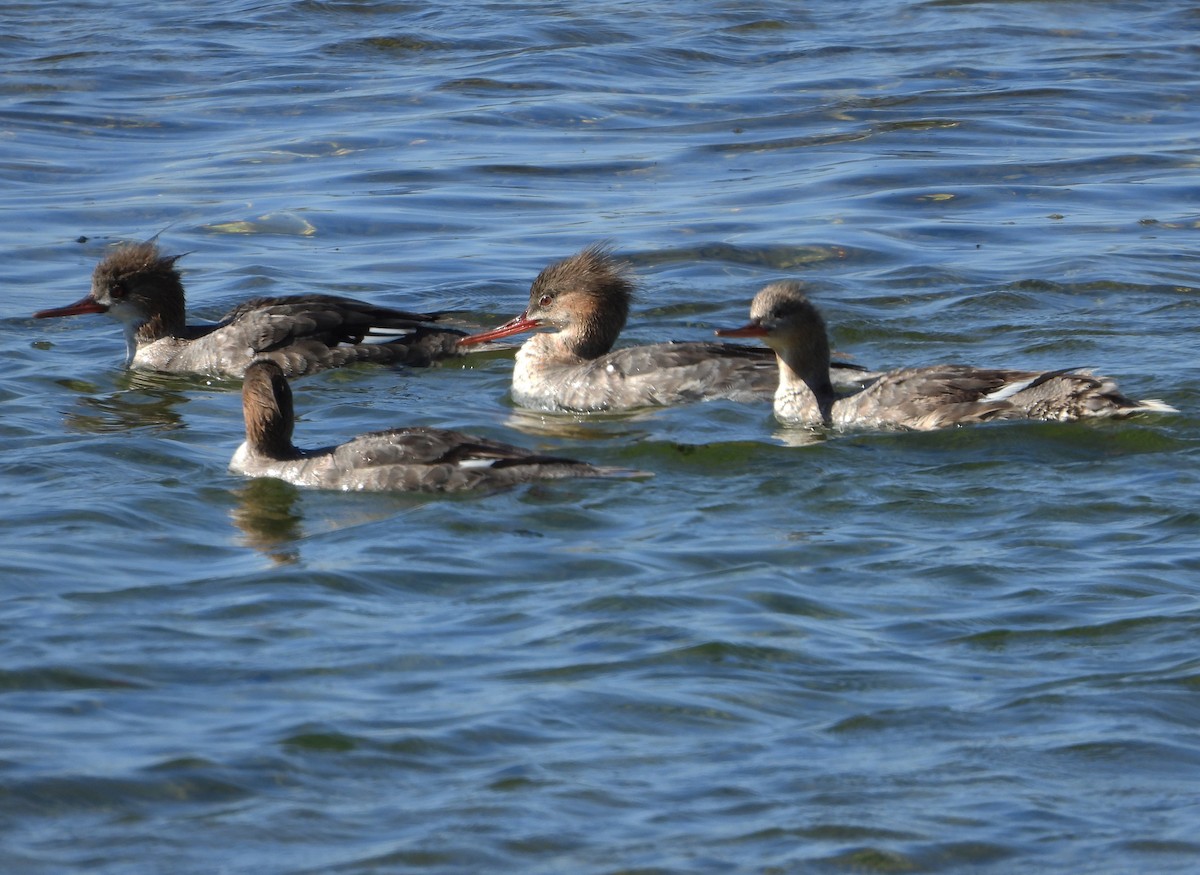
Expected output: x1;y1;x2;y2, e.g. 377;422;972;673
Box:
34;241;466;377
230;361;648;492
718;281;1177;430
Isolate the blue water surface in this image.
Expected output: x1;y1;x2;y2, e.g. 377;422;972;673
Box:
2;1;1199;872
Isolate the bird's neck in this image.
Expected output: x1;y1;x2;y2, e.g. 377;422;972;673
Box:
774;343;836;426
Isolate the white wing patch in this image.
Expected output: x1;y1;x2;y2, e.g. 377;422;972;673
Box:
983;374;1043;402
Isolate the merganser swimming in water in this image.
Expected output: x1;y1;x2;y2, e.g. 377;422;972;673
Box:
34;241;465;377
716;281;1177;430
457;245;877;413
230;361;646;491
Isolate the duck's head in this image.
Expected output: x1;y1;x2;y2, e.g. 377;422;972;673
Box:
241;360;296;458
459;244;634;358
35;241;187;336
716;281;830;365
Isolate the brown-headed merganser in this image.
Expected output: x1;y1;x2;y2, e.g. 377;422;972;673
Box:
230;361;646;491
34;241;464;377
457;245;877;412
716;281;1177;430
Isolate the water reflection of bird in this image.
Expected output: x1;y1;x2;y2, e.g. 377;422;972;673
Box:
61;371;193;434
230;478;304;565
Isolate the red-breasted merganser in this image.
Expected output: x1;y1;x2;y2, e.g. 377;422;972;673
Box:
457;245;877;412
34;241;464;377
229;361;646;491
716;281;1177;430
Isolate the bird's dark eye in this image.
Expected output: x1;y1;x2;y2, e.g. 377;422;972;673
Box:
538;294;552;308
110;281;128;299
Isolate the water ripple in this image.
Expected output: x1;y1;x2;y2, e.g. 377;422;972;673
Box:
2;1;1198;873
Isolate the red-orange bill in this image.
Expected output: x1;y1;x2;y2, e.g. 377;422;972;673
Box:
458;313;542;347
34;296;108;319
714;323;768;338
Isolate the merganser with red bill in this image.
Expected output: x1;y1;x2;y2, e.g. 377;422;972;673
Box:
34;241;465;377
716;281;1176;430
458;245;877;413
230;361;647;491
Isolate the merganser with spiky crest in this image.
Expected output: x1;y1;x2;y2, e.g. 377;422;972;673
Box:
34;241;465;377
458;245;877;412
